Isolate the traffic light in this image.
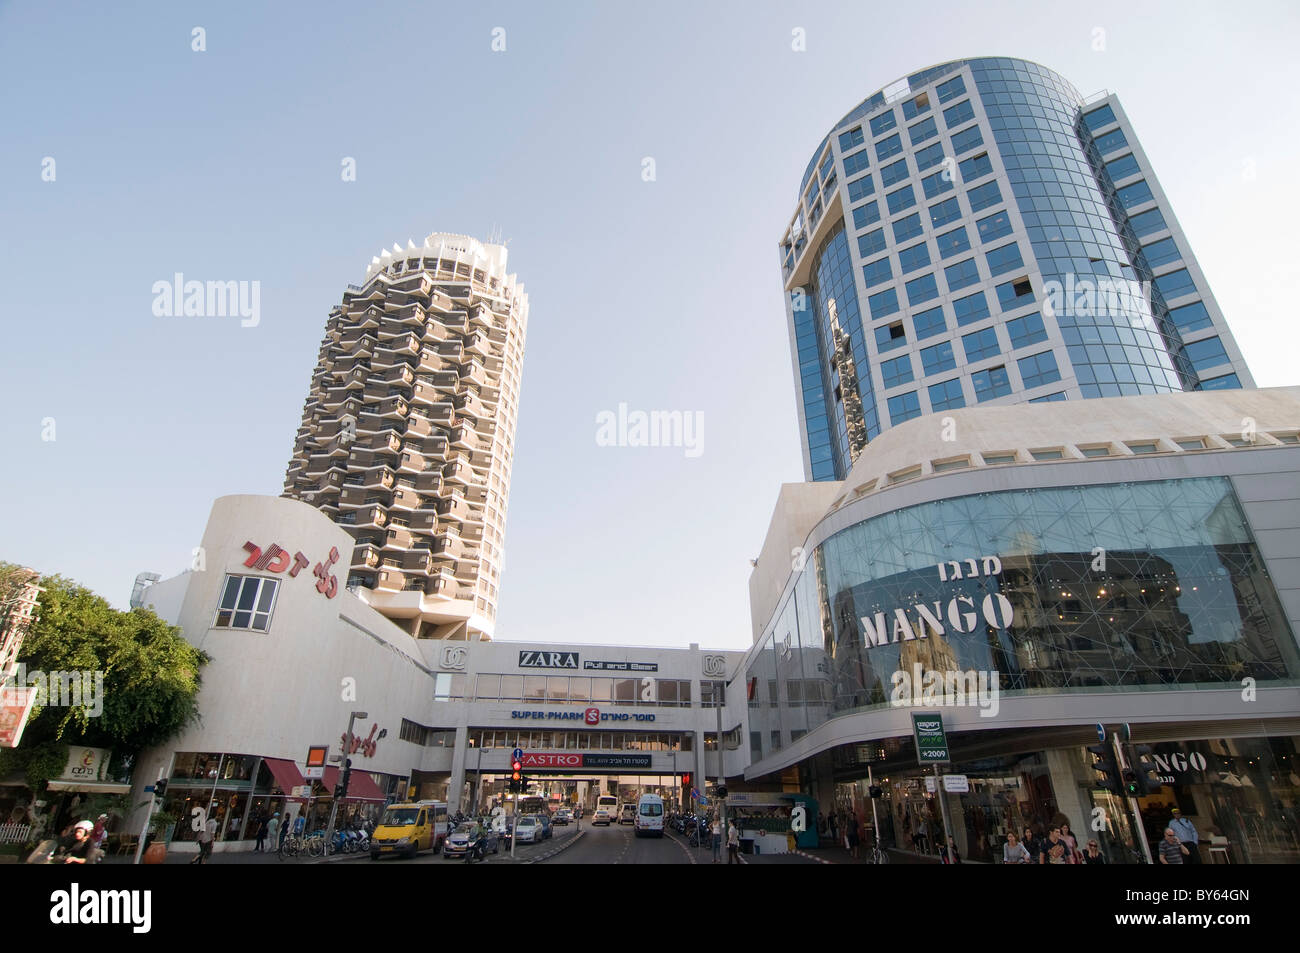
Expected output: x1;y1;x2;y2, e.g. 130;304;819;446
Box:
153;778;167;798
868;785;883;799
715;785;727;799
1128;744;1162;796
1122;768;1140;797
519;775;529;793
681;773;691;788
1087;743;1123;795
335;759;352;800
510;759;522;793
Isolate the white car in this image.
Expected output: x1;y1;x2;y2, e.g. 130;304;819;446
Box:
513;815;543;844
592;808;613;826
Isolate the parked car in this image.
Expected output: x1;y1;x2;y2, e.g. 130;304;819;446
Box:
538;813;553;839
441;822;499;860
513;815;543;845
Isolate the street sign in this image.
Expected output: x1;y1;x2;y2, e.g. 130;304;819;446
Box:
511;748;523;761
303;766;324;779
305;745;329;768
290;785;313;798
1096;723;1106;744
924;776;936;793
911;713;950;765
942;774;969;793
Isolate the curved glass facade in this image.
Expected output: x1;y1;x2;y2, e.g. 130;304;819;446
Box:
747;477;1299;764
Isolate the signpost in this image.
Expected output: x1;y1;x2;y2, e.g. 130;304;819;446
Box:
911;713;954;862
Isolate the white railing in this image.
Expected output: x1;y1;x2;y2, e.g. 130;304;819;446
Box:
0;823;32;844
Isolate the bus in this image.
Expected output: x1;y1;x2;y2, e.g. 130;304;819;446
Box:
594;795;618;825
517;795;549;817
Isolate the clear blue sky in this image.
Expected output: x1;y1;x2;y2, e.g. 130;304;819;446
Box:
2;1;1297;649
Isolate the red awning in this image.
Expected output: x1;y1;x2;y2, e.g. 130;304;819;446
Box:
264;757;305;795
321;765;387;802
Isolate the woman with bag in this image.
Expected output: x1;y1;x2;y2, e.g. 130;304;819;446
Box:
1003;832;1033;864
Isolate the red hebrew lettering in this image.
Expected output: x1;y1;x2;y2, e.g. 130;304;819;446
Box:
242;541;262;568
288;552;310;578
265;546;291;573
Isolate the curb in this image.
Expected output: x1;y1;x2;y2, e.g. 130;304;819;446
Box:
663;829;700;865
792;849;832;864
524;828;585;864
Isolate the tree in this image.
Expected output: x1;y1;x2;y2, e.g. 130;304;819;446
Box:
0;564;208;790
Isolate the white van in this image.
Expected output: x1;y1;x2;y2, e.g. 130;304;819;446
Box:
634;794;664;838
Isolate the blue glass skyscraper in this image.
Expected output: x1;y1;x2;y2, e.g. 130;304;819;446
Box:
781;58;1253;481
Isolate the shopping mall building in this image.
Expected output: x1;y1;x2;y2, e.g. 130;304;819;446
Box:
741;386;1300;863
124;494;748;851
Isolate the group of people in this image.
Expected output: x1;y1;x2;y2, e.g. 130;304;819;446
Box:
1003;821;1107;864
707;816;742;864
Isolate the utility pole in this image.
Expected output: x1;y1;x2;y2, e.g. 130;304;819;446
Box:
715;678;727;855
1113;728;1153;864
324;710;366;859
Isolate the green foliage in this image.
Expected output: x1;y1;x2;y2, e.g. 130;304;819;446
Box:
0;563;208;785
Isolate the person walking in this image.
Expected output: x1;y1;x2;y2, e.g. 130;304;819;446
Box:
1003;832;1032;864
941;835;961;864
1059;820;1080;864
1040;826;1072;864
1169;809;1200;864
711;818;722;863
828;812;838;845
727;821;740;864
847;815;861;860
192;813;217;864
1081;840;1107;864
1159;827;1189;864
254;813;268;852
267;812;280;852
1021;825;1042;864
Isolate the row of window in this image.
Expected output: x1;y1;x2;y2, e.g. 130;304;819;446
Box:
882;347;1062;423
865;245;1026;321
442;674;728;707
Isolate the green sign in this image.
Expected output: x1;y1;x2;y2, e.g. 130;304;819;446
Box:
911;713;950;765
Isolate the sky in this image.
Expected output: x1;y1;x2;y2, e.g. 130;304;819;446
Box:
1;0;1298;651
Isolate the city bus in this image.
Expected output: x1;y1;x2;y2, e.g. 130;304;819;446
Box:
517;795;549;816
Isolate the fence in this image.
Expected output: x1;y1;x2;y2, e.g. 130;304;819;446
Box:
0;823;32;845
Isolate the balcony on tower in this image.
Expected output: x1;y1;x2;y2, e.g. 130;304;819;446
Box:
460;360;488;389
351;542;381;570
356;506;388;530
367;432;403;454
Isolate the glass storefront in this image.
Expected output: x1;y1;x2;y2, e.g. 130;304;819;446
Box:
748;477;1298;764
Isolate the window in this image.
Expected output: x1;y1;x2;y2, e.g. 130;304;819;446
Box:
818;152;834;183
1154;269;1197;300
1128;208;1167;237
1168;301;1212;333
838;126;864;151
886;184;916;214
1142;237;1181;268
893;213;923;242
932;455;970;472
870;110;897;136
905;273;939;305
875;133;903;162
936;226;971;259
928;378;965;411
1017;350;1062;389
985;242;1024;276
908;116;938;146
868;287;900;320
898;242;931;274
928;196;961;229
982;450;1016;464
1094;128;1128;154
952;291;990;326
1083;104;1117;131
942;99;975;127
971;365;1012;401
1199;373;1241;391
875;320;907;351
920;340;956;375
976;210;1012;243
1105;154;1140;181
1006;312;1048;348
214;575;279;632
921;169;954;199
1184;336;1229;371
880;353;914;389
902;92;930;120
944;258;981;292
912;306;947;340
996;276;1035;310
950;125;984;155
857;228;886;258
1117;180;1154;209
1079;445;1112;457
1174;438;1205;451
843;149;871;178
887;391;922;424
959;151;993;182
852;199;880;228
1271;433;1300;445
936;75;966;103
1030;448;1064;461
967;181;1002;212
915;142;945;171
1126;441;1160;455
848;175;875;203
880;157;909;187
862;257;893;288
962;326;1001;363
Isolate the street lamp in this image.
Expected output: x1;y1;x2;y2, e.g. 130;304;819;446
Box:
324;710;368;854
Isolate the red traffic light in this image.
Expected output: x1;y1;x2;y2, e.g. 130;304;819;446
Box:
511;759;522;772
512;770;521;781
682;773;691;786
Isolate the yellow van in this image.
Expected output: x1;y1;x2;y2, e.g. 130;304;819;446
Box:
370;801;448;860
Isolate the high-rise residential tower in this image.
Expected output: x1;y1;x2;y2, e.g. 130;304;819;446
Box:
781;57;1254;481
284;232;528;641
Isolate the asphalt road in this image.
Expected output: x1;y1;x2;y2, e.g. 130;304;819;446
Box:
537;820;695;865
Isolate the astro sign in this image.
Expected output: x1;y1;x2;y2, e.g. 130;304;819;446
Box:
858;556;1014;649
519;753;653;770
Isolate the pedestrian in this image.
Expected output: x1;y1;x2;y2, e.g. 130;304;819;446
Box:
192;813;217;864
1158;827;1189;864
1040;826;1072;864
267;812;280;851
941;835;961;864
293;812;305;837
1082;839;1107;864
1168;809;1200;864
828;812;838;844
1059;820;1080;865
727;821;740;864
847;815;861;860
1003;832;1032;864
711;818;721;863
1021;825;1041;863
254;813;268;852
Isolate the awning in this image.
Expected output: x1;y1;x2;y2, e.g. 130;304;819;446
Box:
264;757;305;794
45;781;132;794
321;766;387;802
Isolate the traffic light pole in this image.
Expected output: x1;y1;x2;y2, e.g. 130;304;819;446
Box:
324;711;363;860
1113;732;1153;864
